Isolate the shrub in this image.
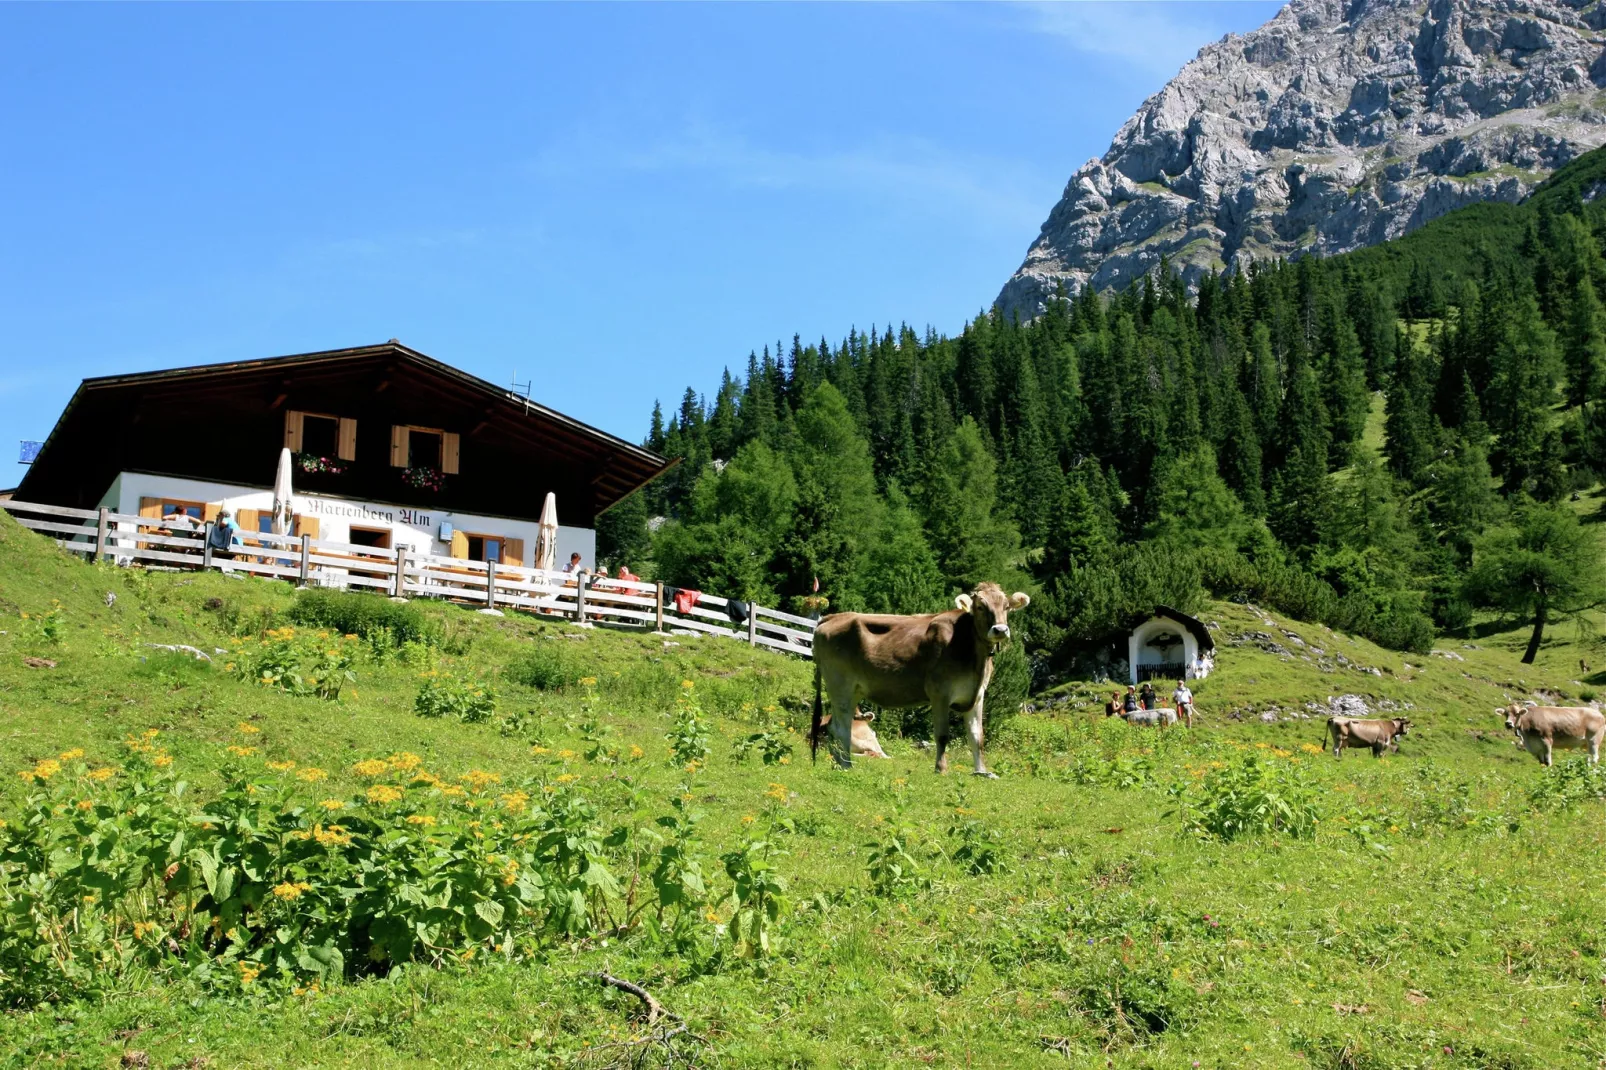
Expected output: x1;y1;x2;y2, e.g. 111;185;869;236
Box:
1171;753;1322;841
288;589;439;648
226;627;357;701
0;742;626;1004
414;671;498;723
731;729;794;766
504;643;578;691
1528;755;1606;810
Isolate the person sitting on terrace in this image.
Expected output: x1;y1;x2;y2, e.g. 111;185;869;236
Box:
562;552;583;574
616;564;639;583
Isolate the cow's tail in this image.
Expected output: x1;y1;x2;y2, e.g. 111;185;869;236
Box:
811;659;824;763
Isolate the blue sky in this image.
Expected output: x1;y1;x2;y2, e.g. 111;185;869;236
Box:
0;1;1281;469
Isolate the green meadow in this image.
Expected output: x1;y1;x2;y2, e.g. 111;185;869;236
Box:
0;511;1603;1070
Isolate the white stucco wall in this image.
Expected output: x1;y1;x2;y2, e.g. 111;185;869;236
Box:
100;471;597;568
1128;616;1213;685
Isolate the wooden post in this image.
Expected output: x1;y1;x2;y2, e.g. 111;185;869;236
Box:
747;605;758;646
575;574;588;623
298;534;311;585
201;523;215;570
393;548;407;597
486;561;497;608
655;581;665;632
95;507;109;563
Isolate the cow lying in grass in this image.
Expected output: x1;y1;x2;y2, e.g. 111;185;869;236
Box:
1502;703;1604;766
1326;716;1411;759
811;582;1030;775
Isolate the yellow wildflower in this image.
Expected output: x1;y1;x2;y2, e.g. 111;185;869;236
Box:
440;784;466;797
579;676;598;686
76;799;94;811
267;760;297;772
1299;743;1324;755
628;745;644;760
351;759;389;778
388;752;423;772
778;756;791;765
365;785;404;805
86;767;115;781
272;881;311;900
59;748;85;761
133;921;157;940
319;799;346;811
297;767;328;783
764;783;788;802
705;910;721;923
312;824;352;847
29;759;62;781
405;814;437;827
152;754;174;767
227;745;257;758
680;680;695;690
558;749;576;761
500;791;530;813
1253;742;1270;750
741;814;756;825
462;769;502;792
531;745;550;756
555;773;579;784
239;964;262;985
143;729;160;739
411;770;440;786
237;723;260;735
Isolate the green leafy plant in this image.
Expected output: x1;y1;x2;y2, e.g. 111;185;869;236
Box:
946;783;1005;876
413;670;497;723
730;728;794;766
287;589;439;648
667;680;712;769
225;626;357;700
1170;753;1322;842
504;644;579;691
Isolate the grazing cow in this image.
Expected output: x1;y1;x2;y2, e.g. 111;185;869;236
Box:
811;582;1030;775
1326;716;1412;759
811;713;891;759
1501;703;1604;766
1124;707;1178;727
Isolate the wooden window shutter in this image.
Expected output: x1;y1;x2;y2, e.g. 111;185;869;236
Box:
337;418;357;461
502;537;525;567
390;425;409;467
284;411;304;452
449;530;469;559
442;432;461;474
237;508;260;535
139;497;163;519
202;502;221;523
293;515;320;539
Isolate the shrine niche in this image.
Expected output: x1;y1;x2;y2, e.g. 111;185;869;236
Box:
1127;606;1215;684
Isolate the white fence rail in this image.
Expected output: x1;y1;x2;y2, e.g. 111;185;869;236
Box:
1;499;815;658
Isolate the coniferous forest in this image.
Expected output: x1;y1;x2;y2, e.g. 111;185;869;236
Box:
598;147;1606;692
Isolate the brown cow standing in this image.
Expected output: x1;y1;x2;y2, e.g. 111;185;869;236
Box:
1326;716;1412;759
1502;703;1604;766
811;582;1030;775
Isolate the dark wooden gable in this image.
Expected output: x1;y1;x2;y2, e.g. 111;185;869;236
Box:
17;343;672;523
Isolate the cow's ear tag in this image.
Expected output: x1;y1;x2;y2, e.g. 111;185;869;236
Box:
1009;592;1031;610
954;594;973;612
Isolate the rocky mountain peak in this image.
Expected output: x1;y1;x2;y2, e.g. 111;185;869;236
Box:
997;0;1606;318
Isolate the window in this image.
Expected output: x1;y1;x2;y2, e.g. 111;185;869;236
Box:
409;430;443;469
284;410;357;460
348;526;392;550
466;535;501;563
450;532;523;566
257;515;275;534
390;425;461;473
301;414;339;458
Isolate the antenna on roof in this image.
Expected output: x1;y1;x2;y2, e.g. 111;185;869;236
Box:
509;372;532;415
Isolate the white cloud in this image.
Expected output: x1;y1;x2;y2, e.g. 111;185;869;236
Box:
529;119;1052;234
1016;0;1282;76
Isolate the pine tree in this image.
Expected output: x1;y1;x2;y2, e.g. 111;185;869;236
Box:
922;417;1023;592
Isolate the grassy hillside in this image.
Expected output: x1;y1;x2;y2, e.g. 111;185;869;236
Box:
1;512;1604;1069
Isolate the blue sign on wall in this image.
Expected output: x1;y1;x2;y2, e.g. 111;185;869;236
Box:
18;441;41;465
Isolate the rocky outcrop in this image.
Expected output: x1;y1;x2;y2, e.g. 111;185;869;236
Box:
998;0;1606;318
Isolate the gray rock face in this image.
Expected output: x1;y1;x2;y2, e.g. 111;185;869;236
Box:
998;0;1606;318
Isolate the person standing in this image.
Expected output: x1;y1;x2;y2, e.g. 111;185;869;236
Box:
1139;681;1157;710
1173;679;1195;728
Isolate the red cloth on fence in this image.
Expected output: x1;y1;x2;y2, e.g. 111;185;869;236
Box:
673;589;701;615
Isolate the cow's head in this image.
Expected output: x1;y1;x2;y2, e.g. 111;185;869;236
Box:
1392;718;1413;738
1499;703;1525;731
955;583;1030;652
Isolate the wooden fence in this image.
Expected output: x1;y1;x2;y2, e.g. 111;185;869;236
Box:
1;500;816;658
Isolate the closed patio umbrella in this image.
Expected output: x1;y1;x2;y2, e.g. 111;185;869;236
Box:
272;447;295;535
534;492;559;572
